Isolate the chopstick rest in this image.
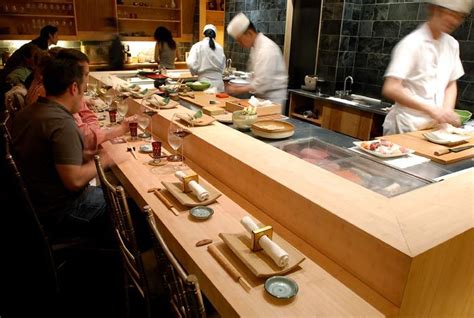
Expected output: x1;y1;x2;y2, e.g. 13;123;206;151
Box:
241;216;289;268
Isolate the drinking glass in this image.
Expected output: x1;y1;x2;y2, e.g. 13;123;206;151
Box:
137;114;151;138
167;115;183;162
129;121;138;141
117;98;129;121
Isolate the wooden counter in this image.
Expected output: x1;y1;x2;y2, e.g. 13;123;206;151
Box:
92;72;474;317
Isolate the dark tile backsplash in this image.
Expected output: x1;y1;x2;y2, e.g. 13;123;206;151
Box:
316;1;474;112
224;0;286;71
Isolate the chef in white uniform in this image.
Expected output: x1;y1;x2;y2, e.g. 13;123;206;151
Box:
186;24;226;92
382;0;471;135
226;13;288;110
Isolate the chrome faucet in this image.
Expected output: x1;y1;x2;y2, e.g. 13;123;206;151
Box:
343;76;353;96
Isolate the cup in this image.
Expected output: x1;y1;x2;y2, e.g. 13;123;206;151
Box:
152;141;162;160
129;122;138;140
108;109;117;123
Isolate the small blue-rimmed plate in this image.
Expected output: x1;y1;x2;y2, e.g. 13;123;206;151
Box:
139;144;153;153
190;206;214;220
264;276;298;299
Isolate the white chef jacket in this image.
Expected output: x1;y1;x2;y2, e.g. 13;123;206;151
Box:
383;23;464;135
187;37;226;92
248;33;288;110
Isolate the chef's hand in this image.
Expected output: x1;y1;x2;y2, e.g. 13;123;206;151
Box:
226;84;251;96
431;109;461;127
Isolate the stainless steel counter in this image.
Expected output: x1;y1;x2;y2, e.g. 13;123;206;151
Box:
289;89;390;116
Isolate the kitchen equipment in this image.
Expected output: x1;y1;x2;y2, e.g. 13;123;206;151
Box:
304;75;317;90
226;100;282;116
250;120;295;139
455;109;472;125
382;129;474;164
161;180;221;207
208;244;251;292
434;144;474;156
219;232;305;277
264;276;299;299
186;81;211;91
232;110;258;130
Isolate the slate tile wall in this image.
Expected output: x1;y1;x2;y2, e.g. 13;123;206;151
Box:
334;1;474;112
224;0;287;71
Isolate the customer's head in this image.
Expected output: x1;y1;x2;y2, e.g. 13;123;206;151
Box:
427;0;471;34
154;26;176;49
227;13;257;49
43;49;89;112
39;25;59;46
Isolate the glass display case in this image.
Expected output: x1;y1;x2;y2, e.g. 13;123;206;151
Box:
275;137;430;197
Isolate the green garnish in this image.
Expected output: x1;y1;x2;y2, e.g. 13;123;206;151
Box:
193;110;203;119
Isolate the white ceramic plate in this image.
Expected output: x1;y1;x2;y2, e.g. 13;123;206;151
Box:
229;78;250;86
353;141;414;158
423;131;472;146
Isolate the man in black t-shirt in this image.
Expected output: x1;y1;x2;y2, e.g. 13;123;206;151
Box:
12;51;112;236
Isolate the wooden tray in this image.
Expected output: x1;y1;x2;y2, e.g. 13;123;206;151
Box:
219;232;305;277
175;112;215;127
225;100;282;116
161;180;221;207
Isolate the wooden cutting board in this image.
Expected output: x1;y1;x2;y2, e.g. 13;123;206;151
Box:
179;92;239;109
225;100;282;116
382;130;474;164
219;232;305;277
161;180;221;207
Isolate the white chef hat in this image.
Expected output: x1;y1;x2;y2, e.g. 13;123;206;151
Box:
428;0;472;14
203;24;217;35
227;13;250;39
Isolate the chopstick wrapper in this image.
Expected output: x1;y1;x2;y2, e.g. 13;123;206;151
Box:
175;171;210;201
241;216;289;268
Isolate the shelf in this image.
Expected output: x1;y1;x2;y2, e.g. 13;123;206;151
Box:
117;4;180;10
0;13;74;18
291;113;322;125
118;18;180;22
0;34;77;40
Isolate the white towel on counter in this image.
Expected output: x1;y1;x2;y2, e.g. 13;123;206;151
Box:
240;216;289;268
175;171;210;201
248;95;272;107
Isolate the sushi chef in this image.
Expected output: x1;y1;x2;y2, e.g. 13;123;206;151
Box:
226;12;288;110
382;0;471;135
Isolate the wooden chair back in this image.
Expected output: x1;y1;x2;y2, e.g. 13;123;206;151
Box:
143;205;206;318
93;155;152;305
4;84;27;115
0;117;60;309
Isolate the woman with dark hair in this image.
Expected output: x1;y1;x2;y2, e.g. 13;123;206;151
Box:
154;26;176;69
186;24;226;91
31;25;59;50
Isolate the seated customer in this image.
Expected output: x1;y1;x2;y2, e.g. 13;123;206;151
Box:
27;48;134;155
11;53;112;236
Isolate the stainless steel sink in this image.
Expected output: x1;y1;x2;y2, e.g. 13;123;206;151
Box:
341;94;391;109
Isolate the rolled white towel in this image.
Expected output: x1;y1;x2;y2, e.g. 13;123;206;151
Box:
175;171;209;201
240;216;289;268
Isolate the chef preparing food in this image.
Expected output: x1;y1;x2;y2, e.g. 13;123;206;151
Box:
225;13;288;110
186;24;226;92
382;0;472;135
